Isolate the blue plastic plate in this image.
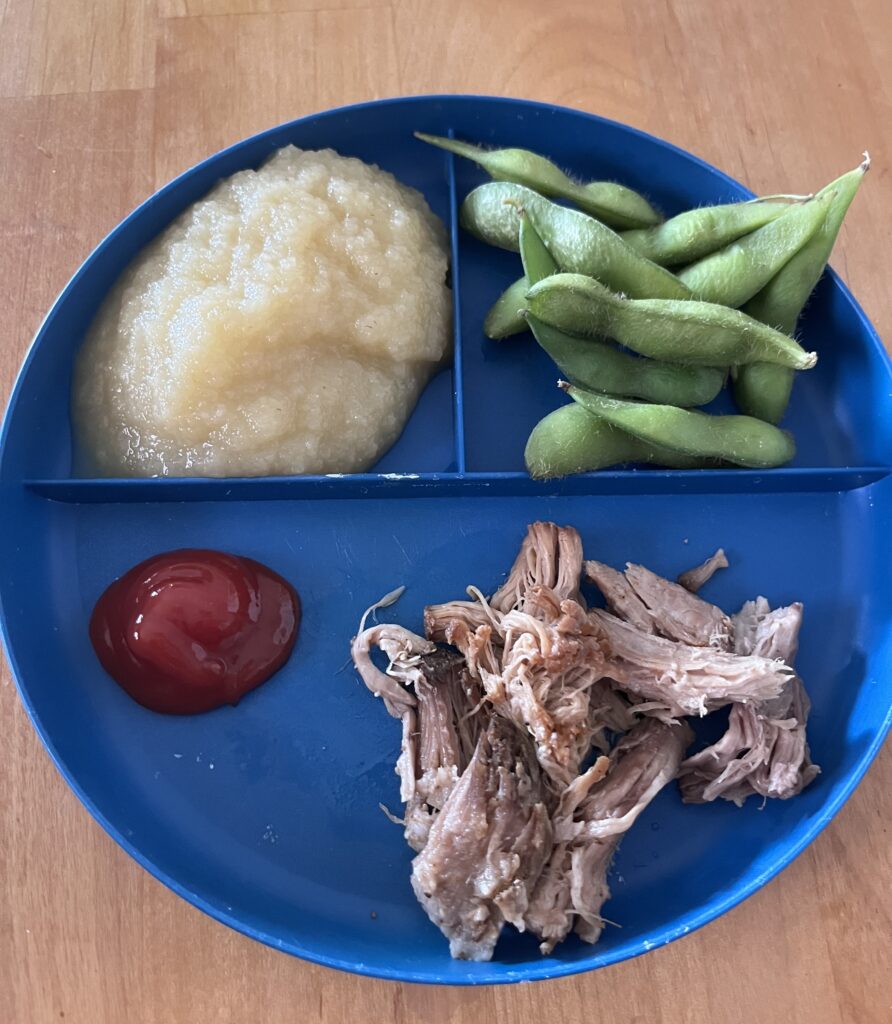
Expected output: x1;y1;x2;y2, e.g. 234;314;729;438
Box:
1;96;891;986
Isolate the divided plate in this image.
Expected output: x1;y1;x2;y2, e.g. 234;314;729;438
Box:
1;95;891;985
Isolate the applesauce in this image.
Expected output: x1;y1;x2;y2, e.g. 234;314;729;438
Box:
73;146;452;477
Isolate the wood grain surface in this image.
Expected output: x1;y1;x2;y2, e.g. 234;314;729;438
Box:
1;1;890;1021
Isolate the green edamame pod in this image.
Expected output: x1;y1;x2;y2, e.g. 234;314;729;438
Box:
415;131;661;229
745;160;866;331
678;191;832;306
460;183;692;300
526;273;816;369
732;360;794;424
525;200;692;301
621;199;799;266
563;385;796;468
481;215;560;341
460;181;535;250
524;402;715;479
734;156;870;423
519;212;558;285
526;314;725;407
482;216;558;340
483;276;529;339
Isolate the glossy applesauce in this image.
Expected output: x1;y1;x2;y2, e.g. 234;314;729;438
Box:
73;146;452;477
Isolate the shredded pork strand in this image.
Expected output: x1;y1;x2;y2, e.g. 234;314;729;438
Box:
677;548;729;593
424;598;493;646
584;559;656;634
425;528;606;787
350;524;815;961
411;717;552;960
679;600;819;805
490;521;584;614
585;558;732;648
351;622;484;851
591;609;789;718
482;597;606;786
524;718;692;953
623;562;732;648
351;622;433;717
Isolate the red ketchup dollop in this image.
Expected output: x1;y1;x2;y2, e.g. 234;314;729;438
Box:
90;549;300;714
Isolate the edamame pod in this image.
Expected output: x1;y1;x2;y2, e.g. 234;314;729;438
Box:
460;181;534;249
415;131;661;229
563;385;796;468
526;314;725;407
734;156;869;423
519;211;558;284
678;191;832;306
731;360;794;425
482;216;558;340
524;402;715;479
621;199;799;266
483;276;529;339
525;200;693;301
526;273;817;369
460;183;692;300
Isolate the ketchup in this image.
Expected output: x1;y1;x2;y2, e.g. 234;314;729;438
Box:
90;549;300;714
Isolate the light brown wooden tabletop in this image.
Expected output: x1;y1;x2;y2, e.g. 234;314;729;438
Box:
2;1;891;1021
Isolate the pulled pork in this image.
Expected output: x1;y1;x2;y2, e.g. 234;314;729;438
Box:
351;623;483;851
679;599;819;805
411;716;552;960
586;558;731;648
677;548;729;593
591;609;789;719
525;717;691;952
351;523;816;960
427;524;606;787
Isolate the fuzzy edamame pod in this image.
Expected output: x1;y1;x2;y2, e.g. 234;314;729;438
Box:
519;211;558;284
415;132;661;229
482;215;558;340
620;198;801;266
734;156;870;423
460;181;536;250
563;385;796;468
524;402;716;479
460;183;692;300
483;276;529;339
677;191;833;307
526;273;817;369
526;314;725;407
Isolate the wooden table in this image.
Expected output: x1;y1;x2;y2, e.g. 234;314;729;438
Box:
1;1;890;1021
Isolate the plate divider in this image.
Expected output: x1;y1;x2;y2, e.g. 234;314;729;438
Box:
446;127;467;474
24;466;890;503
